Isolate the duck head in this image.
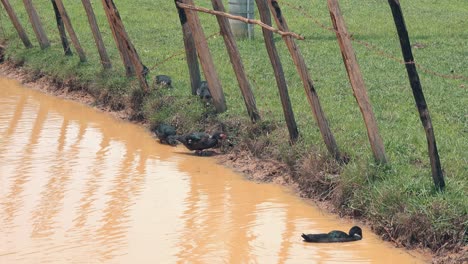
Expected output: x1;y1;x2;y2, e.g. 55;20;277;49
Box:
349;226;363;239
212;132;227;140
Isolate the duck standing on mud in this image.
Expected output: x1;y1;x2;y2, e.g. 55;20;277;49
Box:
176;132;227;155
151;123;178;146
301;226;363;243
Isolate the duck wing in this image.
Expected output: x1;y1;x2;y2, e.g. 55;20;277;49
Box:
177;132;210;150
186;132;207;142
188;133;219;150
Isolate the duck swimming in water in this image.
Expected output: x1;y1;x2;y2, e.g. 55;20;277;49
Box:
176;131;227;155
301;226;362;243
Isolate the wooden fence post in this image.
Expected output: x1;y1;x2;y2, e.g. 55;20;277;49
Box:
53;0;87;62
102;0;149;92
387;0;445;190
178;0;227;113
268;0;341;160
327;0;387;164
81;0;111;69
51;0;72;56
212;0;260;122
175;0;201;95
255;0;298;142
1;0;32;48
101;0;134;76
22;0;49;49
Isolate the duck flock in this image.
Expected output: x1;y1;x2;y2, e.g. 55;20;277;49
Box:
152;75;226;156
152;75;363;242
151;122;227;156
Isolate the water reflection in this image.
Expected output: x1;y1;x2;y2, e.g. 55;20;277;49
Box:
0;77;428;263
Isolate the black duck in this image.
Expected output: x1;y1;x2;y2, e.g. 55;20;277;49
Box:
176;131;226;155
301;226;362;243
155;75;172;88
151;123;178;146
196;81;212;104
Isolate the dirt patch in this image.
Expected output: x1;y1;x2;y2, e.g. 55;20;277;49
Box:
219;150;292;185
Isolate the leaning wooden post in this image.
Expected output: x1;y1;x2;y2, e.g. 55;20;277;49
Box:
327;0;387;164
101;0;134;76
1;0;32;48
178;0;227;113
268;0;341;160
102;0;149;92
212;0;260;122
53;0;87;62
175;0;201;95
51;0;72;56
22;0;49;49
255;0;298;142
387;0;445;190
81;0;111;69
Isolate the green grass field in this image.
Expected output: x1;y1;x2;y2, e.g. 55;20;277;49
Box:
1;0;466;253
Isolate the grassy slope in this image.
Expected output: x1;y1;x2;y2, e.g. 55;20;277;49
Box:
1;0;466;254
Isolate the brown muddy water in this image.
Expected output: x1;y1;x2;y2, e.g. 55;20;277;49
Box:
0;76;429;263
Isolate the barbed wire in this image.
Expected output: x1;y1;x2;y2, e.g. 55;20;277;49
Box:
147;31;221;72
282;2;468;82
4;2;465;83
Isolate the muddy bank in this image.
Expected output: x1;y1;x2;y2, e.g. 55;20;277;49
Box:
0;60;465;263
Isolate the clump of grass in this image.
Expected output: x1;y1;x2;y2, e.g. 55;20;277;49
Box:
143;88;206;133
294;152;342;201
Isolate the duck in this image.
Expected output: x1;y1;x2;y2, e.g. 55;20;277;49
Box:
301;226;362;243
151;123;178;146
155;75;172;88
176;131;227;155
196;81;212;104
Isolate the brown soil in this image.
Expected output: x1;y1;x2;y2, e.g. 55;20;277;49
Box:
0;60;465;263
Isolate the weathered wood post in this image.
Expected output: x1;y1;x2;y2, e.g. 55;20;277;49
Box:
102;0;149;92
255;0;298;142
1;0;32;48
268;0;341;161
22;0;49;49
81;0;111;69
212;0;260;122
387;0;445;190
177;0;227;113
101;0;134;76
327;0;387;164
51;0;72;56
174;0;201;95
52;0;87;62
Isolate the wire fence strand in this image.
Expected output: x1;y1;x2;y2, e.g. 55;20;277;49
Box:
282;2;468;82
147;31;221;72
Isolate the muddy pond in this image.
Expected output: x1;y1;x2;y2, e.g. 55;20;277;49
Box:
0;77;429;263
